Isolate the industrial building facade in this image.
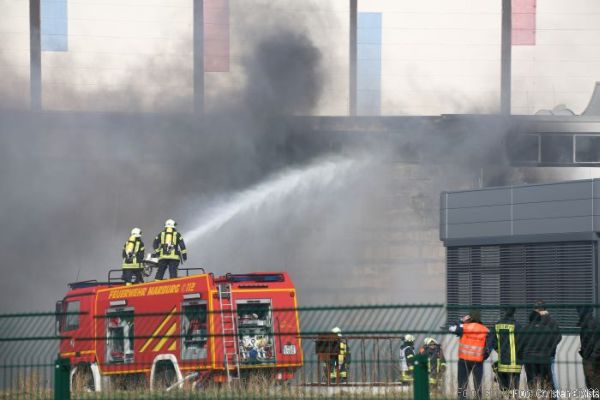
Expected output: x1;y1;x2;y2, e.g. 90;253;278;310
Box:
441;179;600;327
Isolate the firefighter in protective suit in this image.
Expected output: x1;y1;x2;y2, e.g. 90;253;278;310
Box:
398;334;416;384
488;307;521;392
122;228;145;285
420;337;447;391
329;327;350;383
153;219;187;280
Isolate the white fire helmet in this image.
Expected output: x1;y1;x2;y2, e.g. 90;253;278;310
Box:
130;227;142;237
331;327;342;336
403;334;415;343
165;219;176;228
424;337;438;346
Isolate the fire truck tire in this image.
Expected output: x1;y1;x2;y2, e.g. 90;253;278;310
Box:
152;361;177;390
71;363;97;392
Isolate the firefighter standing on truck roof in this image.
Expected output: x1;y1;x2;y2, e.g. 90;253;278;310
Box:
153;219;187;280
449;309;489;400
122;227;145;286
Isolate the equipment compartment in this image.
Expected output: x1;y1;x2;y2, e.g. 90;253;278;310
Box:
236;299;276;364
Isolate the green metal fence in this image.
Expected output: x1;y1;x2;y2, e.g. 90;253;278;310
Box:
1;304;599;399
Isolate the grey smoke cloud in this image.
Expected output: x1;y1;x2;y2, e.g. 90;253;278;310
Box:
0;6;589;314
0;17;335;312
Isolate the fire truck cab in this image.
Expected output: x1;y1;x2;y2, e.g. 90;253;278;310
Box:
56;269;302;391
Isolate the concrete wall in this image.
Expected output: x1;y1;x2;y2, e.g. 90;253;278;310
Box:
358;0;501;115
225;0;350;116
4;0;600;114
0;0;30;108
0;0;349;113
513;0;600;115
42;0;193;111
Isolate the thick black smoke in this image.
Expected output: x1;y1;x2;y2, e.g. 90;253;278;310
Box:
0;19;334;312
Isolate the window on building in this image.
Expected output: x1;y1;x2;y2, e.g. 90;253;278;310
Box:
357;12;381;115
204;0;230;72
575;135;600;163
541;135;573;164
41;0;68;52
512;0;536;46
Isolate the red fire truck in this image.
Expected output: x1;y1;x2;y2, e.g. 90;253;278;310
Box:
56;268;303;391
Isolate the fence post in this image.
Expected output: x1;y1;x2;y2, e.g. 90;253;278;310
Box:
413;354;429;400
54;357;70;400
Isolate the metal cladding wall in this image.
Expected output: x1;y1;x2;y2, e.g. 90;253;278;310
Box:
441;179;600;327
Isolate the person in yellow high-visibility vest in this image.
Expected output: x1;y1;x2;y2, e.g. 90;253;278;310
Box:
122;227;145;285
153;219;187;280
329;327;350;383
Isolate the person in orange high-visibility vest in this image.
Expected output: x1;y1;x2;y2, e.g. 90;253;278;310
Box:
449;310;490;400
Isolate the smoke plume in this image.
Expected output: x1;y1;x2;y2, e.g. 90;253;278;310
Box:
0;3;595;313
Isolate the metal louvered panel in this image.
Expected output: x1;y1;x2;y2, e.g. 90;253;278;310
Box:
447;241;596;327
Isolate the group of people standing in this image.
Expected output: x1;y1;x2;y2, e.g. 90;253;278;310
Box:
121;219;187;285
449;301;600;399
399;335;447;390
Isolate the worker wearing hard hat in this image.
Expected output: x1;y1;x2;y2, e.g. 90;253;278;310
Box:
153;219;187;280
420;337;447;391
399;334;416;384
122;227;145;286
330;327;350;383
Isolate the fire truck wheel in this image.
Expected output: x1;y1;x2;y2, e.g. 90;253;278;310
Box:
153;361;177;390
71;364;95;392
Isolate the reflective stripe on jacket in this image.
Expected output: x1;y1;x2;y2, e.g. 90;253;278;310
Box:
338;341;347;364
495;322;521;373
329;340;348;379
399;345;415;373
122;235;144;269
399;345;415;381
458;322;489;362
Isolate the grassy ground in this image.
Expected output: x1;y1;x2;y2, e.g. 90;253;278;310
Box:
2;372;451;399
0;387;454;400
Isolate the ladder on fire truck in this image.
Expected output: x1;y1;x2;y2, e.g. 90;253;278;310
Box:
218;283;241;383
